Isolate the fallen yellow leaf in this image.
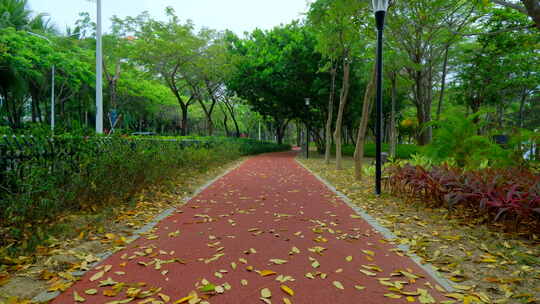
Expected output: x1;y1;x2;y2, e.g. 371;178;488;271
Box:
260;270;277;277
333;281;344;290
89;271;104;282
74;291;85;302
281;285;294;296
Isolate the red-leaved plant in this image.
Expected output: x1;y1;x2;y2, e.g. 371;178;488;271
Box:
386;164;540;230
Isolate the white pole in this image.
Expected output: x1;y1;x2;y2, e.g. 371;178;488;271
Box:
51;65;55;132
95;0;104;134
258;120;261;141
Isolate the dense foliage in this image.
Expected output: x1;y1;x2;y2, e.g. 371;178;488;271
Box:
336;143;421;160
1;0;538;152
0;3;270;139
0;135;289;252
423;110;539;169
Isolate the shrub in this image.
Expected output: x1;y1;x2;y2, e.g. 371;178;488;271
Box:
387;164;540;230
0;135;287;253
338;143;421;159
424;110;517;168
130;136;291;156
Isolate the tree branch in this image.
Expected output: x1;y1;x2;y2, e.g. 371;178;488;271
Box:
461;24;535;36
491;0;528;14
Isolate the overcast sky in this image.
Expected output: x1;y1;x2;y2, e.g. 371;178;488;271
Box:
28;0;311;35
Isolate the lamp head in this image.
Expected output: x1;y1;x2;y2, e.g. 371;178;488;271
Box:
372;0;389;13
305;98;311;106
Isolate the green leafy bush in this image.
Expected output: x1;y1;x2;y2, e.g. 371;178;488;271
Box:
131;136;291;156
424;111;515;169
0;135;288;253
337;143;421;159
0;126;12;135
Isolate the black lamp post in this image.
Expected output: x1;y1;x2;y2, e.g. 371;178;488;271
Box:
373;0;389;195
305;98;311;159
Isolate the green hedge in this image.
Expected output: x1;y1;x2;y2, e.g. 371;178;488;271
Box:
336;143;421;159
218;138;291;155
0;135;289;253
130;136;291;156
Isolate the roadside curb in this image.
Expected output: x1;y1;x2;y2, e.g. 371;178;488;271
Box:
295;158;455;293
32;159;246;303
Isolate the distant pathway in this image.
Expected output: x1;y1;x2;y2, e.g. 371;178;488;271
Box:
53;152;448;303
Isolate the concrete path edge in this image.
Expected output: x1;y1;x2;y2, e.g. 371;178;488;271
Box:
32;159;247;303
295;158;455;292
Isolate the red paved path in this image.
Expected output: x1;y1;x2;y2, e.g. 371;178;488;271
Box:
53;152;449;304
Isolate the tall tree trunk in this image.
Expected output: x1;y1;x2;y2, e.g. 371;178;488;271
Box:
29;89;38;123
409;57;435;146
325;64;337;164
36;96;43;123
354;67;377;180
522;0;540;30
493;0;540;29
348;125;356;146
207;117;214;136
390;71;398;158
497;103;504;129
180;104;188;136
200;80;219;136
297;123;302;147
219;103;230;136
536;138;540;161
413;70;433;146
519;87;528;128
334;57;351;170
437;46;450;121
232;117;240;137
416;104;432;145
275;119;289;145
223;98;241;137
